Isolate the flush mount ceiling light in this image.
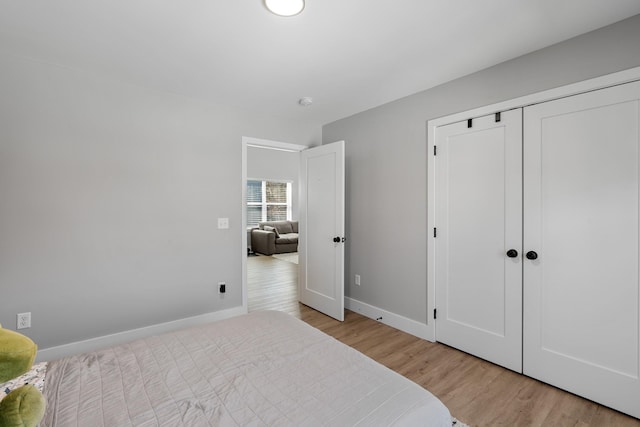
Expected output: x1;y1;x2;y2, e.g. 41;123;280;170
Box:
265;0;305;17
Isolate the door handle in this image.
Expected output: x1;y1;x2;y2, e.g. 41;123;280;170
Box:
506;249;518;258
526;251;538;260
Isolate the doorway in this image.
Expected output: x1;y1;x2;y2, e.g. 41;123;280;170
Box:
241;137;306;315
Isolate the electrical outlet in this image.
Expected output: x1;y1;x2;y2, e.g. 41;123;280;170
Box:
218;281;226;294
355;274;361;286
17;312;31;329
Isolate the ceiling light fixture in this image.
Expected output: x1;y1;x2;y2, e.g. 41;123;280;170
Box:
265;0;305;17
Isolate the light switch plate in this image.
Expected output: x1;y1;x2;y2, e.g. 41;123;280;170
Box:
217;218;229;229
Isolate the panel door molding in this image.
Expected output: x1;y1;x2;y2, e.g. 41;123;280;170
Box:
431;79;640;418
523;80;640;418
434;109;523;372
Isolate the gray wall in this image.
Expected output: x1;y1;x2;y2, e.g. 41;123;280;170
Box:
0;51;319;349
247;146;300;222
322;14;640;323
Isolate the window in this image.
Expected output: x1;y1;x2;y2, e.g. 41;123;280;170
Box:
247;180;292;227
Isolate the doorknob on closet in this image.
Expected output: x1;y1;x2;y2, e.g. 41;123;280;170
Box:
526;251;538;260
506;249;518;258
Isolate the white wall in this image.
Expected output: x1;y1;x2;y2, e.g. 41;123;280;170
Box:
322;14;640;324
247;146;300;221
0;51;320;350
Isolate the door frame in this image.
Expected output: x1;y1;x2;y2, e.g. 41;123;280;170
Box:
427;65;640;340
241;136;309;313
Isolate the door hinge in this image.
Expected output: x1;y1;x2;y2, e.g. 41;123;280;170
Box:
433;227;437;238
467;118;473;128
434;308;437;319
433;145;437;156
495;111;501;122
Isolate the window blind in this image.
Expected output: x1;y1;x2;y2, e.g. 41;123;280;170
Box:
246;180;292;227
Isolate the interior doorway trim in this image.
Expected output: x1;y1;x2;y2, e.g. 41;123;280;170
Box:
241;136;309;313
426;65;640;340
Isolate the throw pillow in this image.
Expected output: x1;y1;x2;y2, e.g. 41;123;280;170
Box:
0;384;46;427
263;225;280;237
277;222;293;234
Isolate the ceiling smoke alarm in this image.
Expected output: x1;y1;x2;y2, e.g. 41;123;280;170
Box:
298;97;313;107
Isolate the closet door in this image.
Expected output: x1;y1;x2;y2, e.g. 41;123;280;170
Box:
435;110;523;372
523;81;640;418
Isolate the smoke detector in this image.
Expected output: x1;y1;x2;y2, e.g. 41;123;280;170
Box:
298;97;313;107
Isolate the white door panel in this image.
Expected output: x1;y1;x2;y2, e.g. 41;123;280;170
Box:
523;81;640;418
299;141;345;321
434;79;640;418
435;110;523;372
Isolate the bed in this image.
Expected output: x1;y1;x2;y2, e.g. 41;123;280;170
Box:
41;310;451;426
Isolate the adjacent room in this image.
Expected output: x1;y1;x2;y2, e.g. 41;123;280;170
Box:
2;1;640;426
246;142;301;314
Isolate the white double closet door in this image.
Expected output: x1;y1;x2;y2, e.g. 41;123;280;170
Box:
434;81;640;418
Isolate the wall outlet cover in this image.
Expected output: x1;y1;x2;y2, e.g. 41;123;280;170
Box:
17;312;31;329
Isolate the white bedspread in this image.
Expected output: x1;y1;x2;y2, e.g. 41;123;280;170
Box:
43;311;450;426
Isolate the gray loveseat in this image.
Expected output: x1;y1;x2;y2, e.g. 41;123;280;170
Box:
251;220;298;255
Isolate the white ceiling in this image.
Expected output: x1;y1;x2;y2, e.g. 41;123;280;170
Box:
1;1;640;125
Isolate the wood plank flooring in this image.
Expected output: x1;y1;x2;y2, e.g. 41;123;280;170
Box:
247;254;640;427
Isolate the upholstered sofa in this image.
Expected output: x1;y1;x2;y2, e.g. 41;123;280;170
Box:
251;221;298;255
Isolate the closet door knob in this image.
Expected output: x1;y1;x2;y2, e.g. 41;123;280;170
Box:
506;249;518;258
526;251;538;260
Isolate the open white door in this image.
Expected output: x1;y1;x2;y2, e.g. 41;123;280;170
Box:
299;141;345;321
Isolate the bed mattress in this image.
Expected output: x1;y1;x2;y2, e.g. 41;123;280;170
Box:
43;310;450;426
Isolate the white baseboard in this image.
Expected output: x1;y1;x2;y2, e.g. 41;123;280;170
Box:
38;302;433;362
345;297;435;342
36;306;247;362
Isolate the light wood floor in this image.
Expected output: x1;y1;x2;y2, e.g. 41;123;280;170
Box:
247;254;640;427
